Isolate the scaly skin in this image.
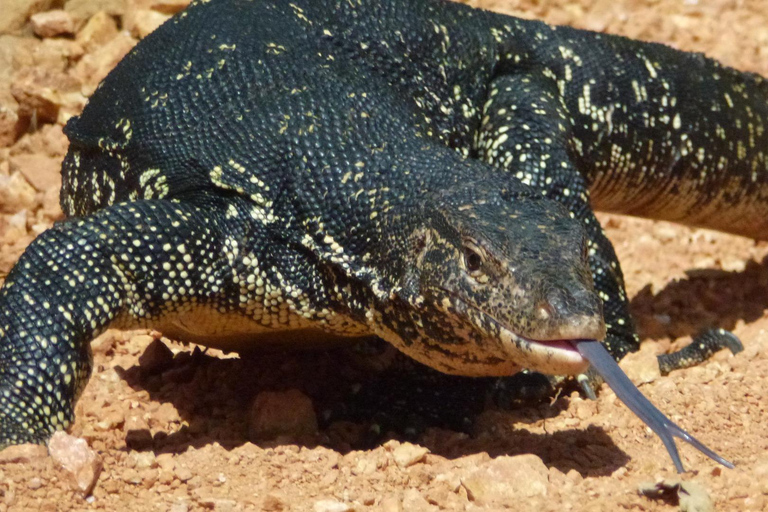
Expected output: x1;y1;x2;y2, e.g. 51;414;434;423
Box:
1;0;764;446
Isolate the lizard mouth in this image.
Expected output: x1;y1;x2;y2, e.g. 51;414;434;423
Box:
439;289;591;375
494;320;590;376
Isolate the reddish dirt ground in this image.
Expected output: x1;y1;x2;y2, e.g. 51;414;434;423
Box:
1;0;767;510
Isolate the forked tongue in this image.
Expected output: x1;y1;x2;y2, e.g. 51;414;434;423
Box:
570;339;734;473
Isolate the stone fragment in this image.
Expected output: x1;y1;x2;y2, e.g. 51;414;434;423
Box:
30;10;76;38
678;481;715;512
0;104;21;148
261;493;288;511
0;443;48;463
11;66;83;124
0;0;56;35
0;36;24;146
47;431;103;496
153;402;181;424
75;11;119;52
8;153;61;192
619;343;661;384
124;9;170;39
90;329;124;355
461;454;549;505
65;0;126;26
174;465;193;482
379;495;402;512
401;489;438;512
248;389;318;441
1;210;29;244
313;500;354;512
388;441;430;468
72;30;137;95
149;0;191;15
0;172;37;212
169;501;190;512
639;479;714;512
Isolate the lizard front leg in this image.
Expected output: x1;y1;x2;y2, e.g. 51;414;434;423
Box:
0;199;242;446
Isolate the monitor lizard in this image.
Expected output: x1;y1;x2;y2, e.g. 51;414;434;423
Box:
0;0;762;466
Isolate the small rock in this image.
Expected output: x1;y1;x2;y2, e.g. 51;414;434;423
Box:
639;479;714;512
132;451;156;470
313;500;354;512
678;481;715;512
174;465;193;482
155;453;175;471
389;441;429;468
169;500;189;512
8;153;61;192
0;0;56;34
401;489;437;512
47;431;103;496
11;66;83;124
73;30;137;95
30;10;75;38
76;11;119;52
248;389;318;441
39;123;69;156
0;443;48;463
720;258;747;273
65;0;126;25
261;493;288;511
90;329;123;355
122;467;142;485
652;223;680;243
153;402;181;424
619;344;661;384
379;495;402;512
199;498;237;511
149;0;191;15
0;102;22;148
138;338;173;374
124;9;170;39
1;210;29;244
461;454;549;505
0;172;37;212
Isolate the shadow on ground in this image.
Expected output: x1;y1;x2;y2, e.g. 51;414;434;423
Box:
630;255;768;341
115;343;630;478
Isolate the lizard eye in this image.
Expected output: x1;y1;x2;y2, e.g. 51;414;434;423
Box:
463;246;484;274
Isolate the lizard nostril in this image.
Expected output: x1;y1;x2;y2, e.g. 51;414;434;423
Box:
536;300;555;320
539;284;599;322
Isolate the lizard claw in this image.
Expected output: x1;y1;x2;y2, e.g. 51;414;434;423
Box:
576;371;599;400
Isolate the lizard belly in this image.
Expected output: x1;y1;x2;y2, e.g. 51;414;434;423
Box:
126;303;372;352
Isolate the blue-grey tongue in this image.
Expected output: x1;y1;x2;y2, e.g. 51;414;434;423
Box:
570;339;734;473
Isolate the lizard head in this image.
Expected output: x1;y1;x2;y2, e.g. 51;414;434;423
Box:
380;180;605;377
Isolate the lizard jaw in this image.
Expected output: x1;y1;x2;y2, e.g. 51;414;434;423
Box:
496;323;591;376
431;289;595;376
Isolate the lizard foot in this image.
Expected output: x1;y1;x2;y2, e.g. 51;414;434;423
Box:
657;328;743;376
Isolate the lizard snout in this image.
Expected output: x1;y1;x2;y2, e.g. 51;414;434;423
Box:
533;284;606;342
